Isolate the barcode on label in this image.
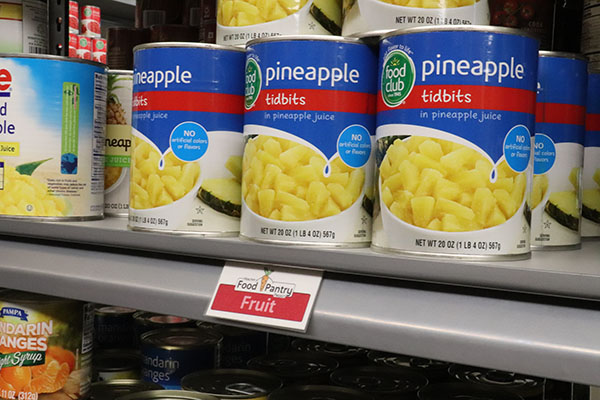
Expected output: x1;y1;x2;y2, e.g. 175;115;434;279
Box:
28;46;45;54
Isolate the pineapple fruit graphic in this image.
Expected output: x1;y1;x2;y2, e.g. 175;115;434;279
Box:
105;74;130;189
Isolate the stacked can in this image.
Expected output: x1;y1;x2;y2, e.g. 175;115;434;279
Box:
69;33;78;57
241;36;377;246
372;26;539;259
81;5;101;38
77;35;93;60
93;38;107;64
582;67;600;237
532;52;588;249
130;43;245;235
70;1;80;34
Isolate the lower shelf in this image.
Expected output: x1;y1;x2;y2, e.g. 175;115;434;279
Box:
0;234;599;385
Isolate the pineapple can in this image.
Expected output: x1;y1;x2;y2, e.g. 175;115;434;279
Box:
105;70;133;217
216;0;342;47
242;36;377;246
0;54;107;220
341;0;489;37
0;290;94;400
532;52;588;249
582;68;600;238
373;26;539;259
130;43;245;234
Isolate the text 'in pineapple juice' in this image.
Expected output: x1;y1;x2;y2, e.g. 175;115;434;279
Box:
373;26;539;259
242;36;377;246
0;55;106;220
532;52;587;249
130;43;245;234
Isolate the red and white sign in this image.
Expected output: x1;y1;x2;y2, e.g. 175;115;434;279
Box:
207;262;323;331
80;5;101;38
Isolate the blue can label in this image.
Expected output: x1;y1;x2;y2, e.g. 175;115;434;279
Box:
130;46;245;233
241;39;377;245
582;71;600;237
373;30;539;257
141;345;218;389
531;55;587;247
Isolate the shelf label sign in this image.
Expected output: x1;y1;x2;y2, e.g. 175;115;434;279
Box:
206;261;323;332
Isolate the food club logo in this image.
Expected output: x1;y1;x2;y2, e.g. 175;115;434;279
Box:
381;50;415;108
245;57;261;110
0;69;12;98
235;268;296;298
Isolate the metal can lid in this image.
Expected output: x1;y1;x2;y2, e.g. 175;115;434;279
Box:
247;352;339;381
133;42;245;54
449;365;543;399
418;383;524;400
291;339;367;363
117;390;219;400
347;30;395;47
93;349;142;372
180;369;282;399
96;305;137;316
90;379;164;400
246;35;364;48
381;25;539;42
0;53;107;69
268;385;375;400
134;312;195;328
141;327;223;350
196;322;266;338
367;351;452;380
539;51;589;61
331;366;428;396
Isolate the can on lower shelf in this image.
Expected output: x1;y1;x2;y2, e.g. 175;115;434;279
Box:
181;369;282;399
532;51;588;250
140;328;223;389
197;322;267;368
91;379;164;400
372;26;539;260
367;351;454;384
241;36;377;247
0;54;107;220
449;364;544;400
417;383;524;400
93;349;142;382
130;43;245;235
0;290;94;400
134;311;196;343
0;0;48;54
582;67;600;238
95;305;137;349
290;338;368;368
268;384;375;400
247;352;339;386
330;366;428;399
118;390;219;400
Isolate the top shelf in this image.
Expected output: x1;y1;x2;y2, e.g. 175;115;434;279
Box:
0;218;598;301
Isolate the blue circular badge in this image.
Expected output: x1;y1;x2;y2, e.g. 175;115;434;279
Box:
533;133;556;175
503;125;531;173
337;125;371;168
170;122;209;162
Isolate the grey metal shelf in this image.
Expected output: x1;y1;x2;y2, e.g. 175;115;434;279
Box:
0;218;598;300
0;233;600;385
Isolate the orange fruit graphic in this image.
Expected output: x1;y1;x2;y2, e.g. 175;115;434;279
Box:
24;359;70;394
0;373;16;393
47;347;75;372
0;366;32;392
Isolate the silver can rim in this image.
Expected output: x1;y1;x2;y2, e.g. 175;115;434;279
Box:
381;24;540;42
246;35;364;48
108;69;134;75
539;50;589;61
133;42;245;54
0;52;108;69
117;390;219;400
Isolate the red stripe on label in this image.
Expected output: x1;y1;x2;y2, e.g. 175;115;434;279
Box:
378;85;536;114
210;284;310;322
586;114;600;131
536;103;586;125
249;89;376;114
133;91;243;114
